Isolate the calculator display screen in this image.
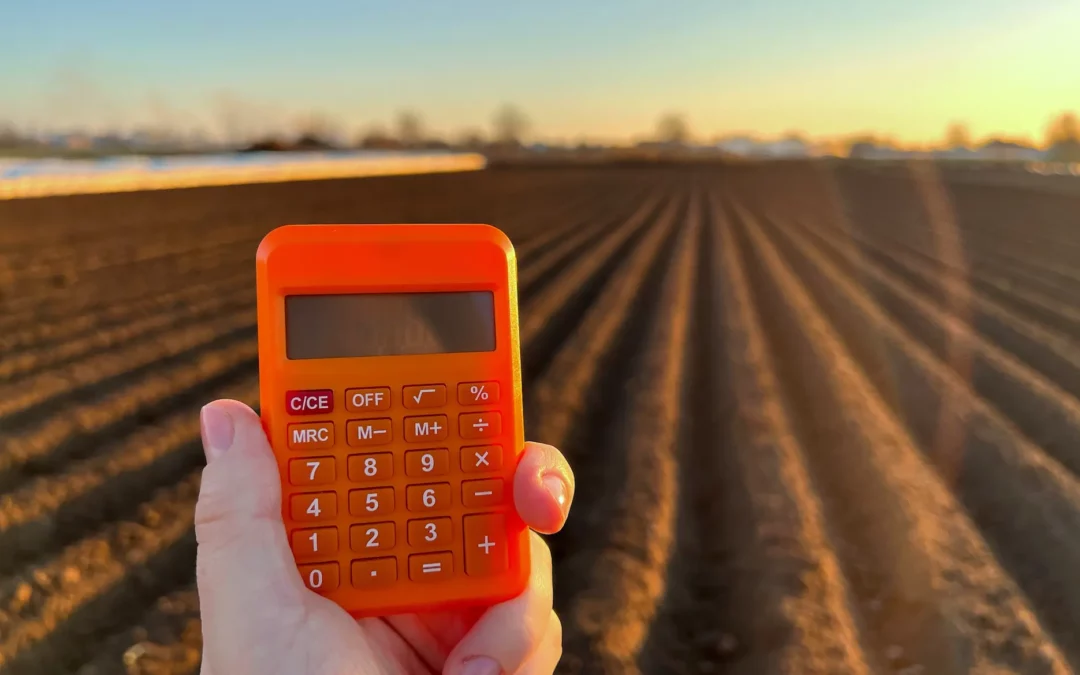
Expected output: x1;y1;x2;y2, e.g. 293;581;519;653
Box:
284;291;496;359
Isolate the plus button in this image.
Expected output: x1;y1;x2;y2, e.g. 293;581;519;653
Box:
478;536;496;554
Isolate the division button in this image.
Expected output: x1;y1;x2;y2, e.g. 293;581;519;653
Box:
464;513;509;577
459;412;502;440
409;552;454;582
352;557;397;589
403;384;447;409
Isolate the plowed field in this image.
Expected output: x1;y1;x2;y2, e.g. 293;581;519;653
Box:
3;163;1080;674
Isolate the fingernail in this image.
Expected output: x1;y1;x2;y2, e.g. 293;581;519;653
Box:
460;656;502;675
543;473;570;516
200;405;235;463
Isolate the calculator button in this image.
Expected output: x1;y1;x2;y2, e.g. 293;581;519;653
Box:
462;478;505;508
409;552;454;582
464;514;509;577
407;517;452;549
403;384;447;409
347;453;394;482
407;483;452;512
461;445;502;473
405;449;450;477
404;415;448;442
458;382;500;406
289;457;336;486
299;562;339;593
459;412;502;440
345;387;391;412
349;487;395;516
291;527;339;559
286;390;333;415
290;492;337;522
346;418;393;447
350;522;396;552
287;421;334;451
352;557;397;589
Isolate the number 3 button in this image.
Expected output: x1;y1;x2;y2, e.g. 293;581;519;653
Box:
408;517;452;549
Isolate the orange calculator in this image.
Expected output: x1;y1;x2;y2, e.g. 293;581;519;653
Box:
255;224;529;617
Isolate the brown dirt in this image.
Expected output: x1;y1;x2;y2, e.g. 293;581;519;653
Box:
2;163;1080;673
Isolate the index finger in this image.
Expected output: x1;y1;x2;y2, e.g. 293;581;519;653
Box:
513;442;575;534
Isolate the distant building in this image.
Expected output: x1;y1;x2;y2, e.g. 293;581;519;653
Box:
1046;139;1080;163
715;136;814;158
979;140;1043;162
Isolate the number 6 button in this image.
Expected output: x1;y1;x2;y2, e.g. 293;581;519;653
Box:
407;483;451;512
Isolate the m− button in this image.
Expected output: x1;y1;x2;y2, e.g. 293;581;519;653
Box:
347;419;392;447
286;389;333;415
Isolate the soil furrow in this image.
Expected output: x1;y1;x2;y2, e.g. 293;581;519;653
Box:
733;200;1072;674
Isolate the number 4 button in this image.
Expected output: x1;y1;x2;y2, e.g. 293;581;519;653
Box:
464;513;509;576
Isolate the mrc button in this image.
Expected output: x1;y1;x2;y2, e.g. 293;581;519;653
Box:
288;422;335;450
286;389;334;415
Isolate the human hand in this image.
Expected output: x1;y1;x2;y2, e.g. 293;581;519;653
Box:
195;399;574;675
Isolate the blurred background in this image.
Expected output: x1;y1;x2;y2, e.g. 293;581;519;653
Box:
3;2;1080;674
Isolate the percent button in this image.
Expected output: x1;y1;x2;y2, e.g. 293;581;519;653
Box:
459;411;502;440
458;381;500;406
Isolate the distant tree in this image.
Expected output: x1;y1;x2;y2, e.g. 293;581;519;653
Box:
455;128;486;150
945;121;972;149
1046;111;1080;146
357;125;402;150
293;111;344;147
395;110;424;147
492;104;529;146
656;112;691;144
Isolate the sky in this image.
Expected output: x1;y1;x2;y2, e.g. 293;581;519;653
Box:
1;0;1078;145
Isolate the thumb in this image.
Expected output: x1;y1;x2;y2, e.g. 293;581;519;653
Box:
194;399;309;669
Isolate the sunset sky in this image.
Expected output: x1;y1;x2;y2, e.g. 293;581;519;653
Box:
2;0;1078;145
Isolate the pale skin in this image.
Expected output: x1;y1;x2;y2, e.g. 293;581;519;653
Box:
196;399;575;675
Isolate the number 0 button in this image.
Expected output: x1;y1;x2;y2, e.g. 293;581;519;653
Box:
299;562;340;592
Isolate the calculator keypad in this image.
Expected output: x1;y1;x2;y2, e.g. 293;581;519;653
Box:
282;380;512;594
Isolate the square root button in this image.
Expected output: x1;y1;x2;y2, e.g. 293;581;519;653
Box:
459;412;501;440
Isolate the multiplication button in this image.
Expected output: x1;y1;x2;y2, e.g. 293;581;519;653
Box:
461;445;502;473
